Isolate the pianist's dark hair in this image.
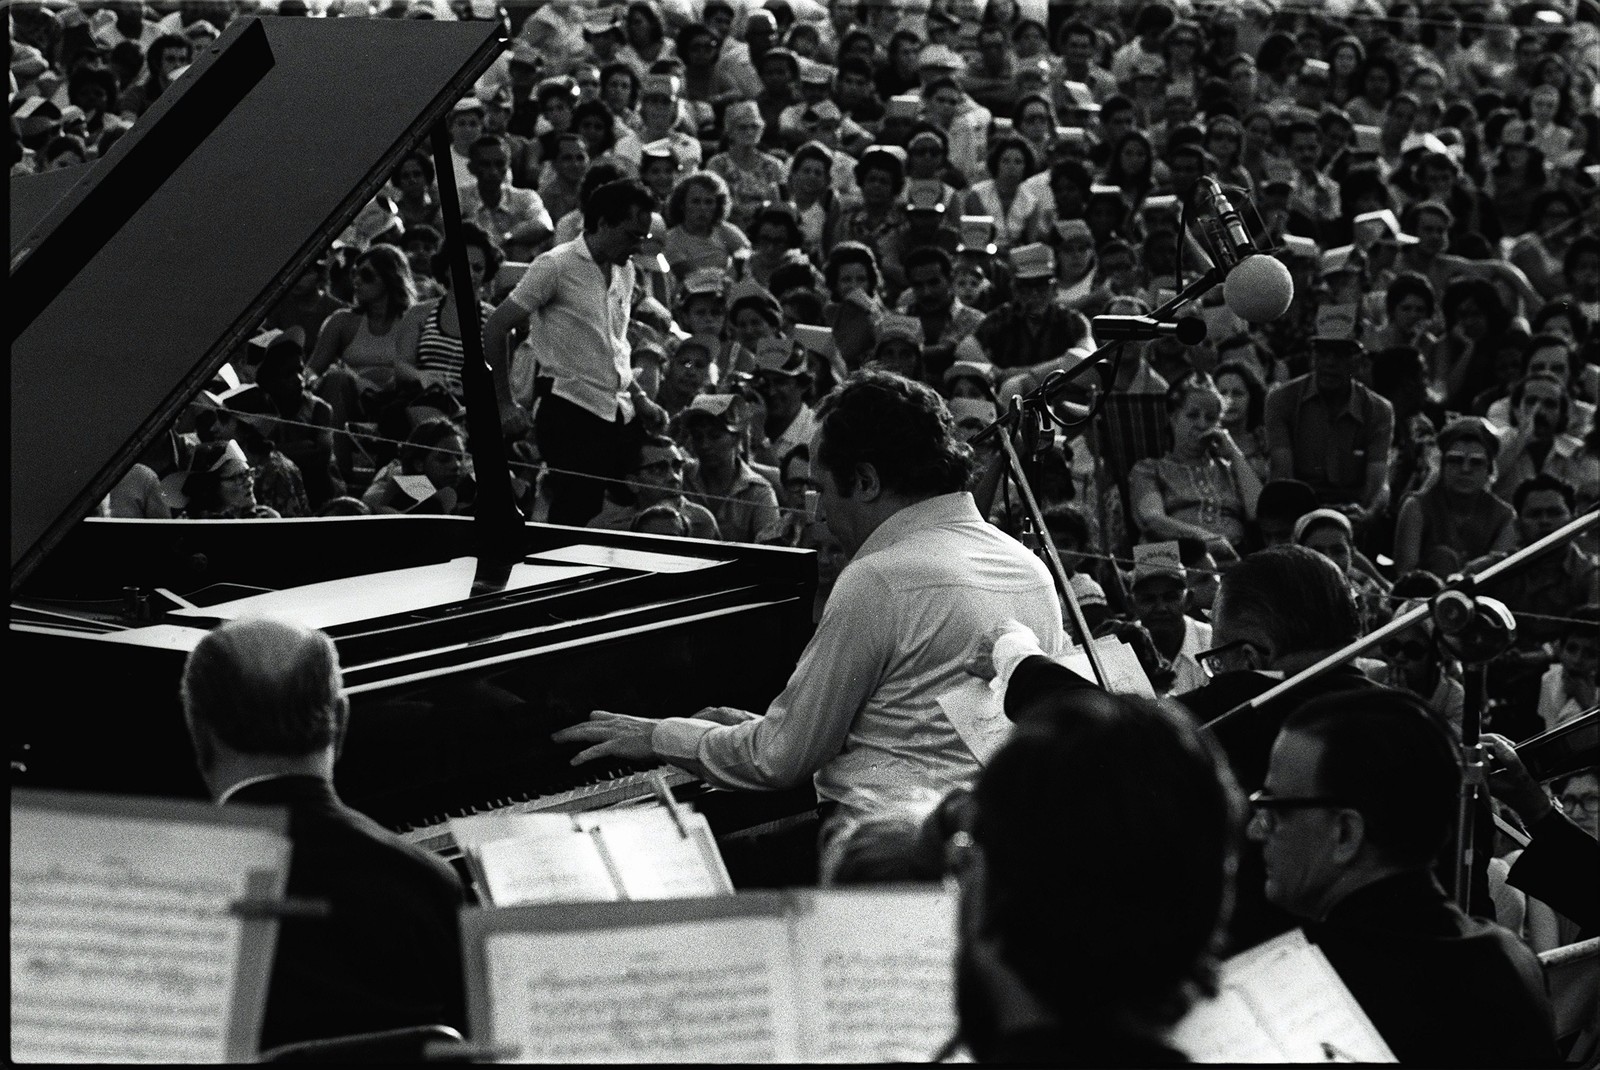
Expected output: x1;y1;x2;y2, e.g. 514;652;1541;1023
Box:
1282;688;1459;870
181;619;345;756
970;691;1243;1046
813;370;975;498
583;178;658;233
1216;545;1361;660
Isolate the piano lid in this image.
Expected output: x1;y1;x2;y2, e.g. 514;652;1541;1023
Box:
9;15;503;594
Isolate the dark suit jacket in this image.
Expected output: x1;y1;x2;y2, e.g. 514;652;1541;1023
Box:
1308;871;1557;1067
1507;808;1600;936
229;776;469;1052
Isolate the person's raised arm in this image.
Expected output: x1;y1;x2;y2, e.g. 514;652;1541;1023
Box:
1213;427;1263;519
306;308;356;377
1392;493;1425;575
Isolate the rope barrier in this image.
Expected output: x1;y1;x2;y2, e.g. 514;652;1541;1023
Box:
207;401;1598;630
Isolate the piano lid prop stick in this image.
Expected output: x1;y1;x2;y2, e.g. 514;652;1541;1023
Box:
649;769;691;839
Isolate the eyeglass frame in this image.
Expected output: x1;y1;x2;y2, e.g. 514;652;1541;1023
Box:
1196;637;1268;678
1247;789;1354;830
1557;791;1600;816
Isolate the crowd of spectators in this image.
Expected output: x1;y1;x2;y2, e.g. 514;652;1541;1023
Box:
18;0;1599;1059
26;0;1597;698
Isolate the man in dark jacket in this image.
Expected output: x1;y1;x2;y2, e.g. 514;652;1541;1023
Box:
180;617;469;1052
1251;689;1556;1065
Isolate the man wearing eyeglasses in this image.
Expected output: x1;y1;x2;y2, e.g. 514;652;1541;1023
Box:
1249;690;1555;1065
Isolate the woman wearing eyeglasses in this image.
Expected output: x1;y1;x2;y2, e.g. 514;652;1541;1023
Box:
1392;416;1517;576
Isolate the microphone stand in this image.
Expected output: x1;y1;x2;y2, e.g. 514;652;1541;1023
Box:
968;265;1229;690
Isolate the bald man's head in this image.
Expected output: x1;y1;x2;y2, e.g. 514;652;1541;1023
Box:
181;617;345;757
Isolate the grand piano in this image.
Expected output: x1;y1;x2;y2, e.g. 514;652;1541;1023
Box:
10;16;818;874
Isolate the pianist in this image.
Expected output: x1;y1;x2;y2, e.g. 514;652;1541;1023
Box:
555;371;1067;879
179;618;469;1050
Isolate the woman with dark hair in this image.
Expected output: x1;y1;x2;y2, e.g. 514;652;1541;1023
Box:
1345;54;1400;127
1011;94;1057;172
1430;276;1511;411
1100;129;1158;210
785;141;843;256
964;136;1043;251
177;440;280;520
391;151;441;234
1326;35;1365;108
744;202;806;290
663;169;750;274
1254;32;1303;103
118;33;193;121
822;241;886;370
875;30;922;100
599;62;642;132
1204;115;1254;193
573;98;636;176
1213;360;1270;481
396;222;502;401
835;148;909;289
618;1;674;78
1129;372;1263;559
1394;417;1517;577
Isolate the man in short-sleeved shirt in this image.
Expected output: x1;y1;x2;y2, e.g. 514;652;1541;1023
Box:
458;135;553;262
482;180;657;525
1265;337;1394;523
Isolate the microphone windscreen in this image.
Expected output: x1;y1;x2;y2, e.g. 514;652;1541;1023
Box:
1224;254;1294;322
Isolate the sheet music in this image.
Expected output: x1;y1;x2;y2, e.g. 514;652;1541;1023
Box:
10;807;289;1063
1170;929;1396;1063
792;888;959;1063
937;677;1013;765
582;809;735;901
474;833;618;907
1057;636;1155;697
483;916;795;1061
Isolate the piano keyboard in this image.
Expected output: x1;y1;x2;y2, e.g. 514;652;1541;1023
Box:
395;766;700;859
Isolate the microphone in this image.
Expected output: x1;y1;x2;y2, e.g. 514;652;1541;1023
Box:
1091;315;1207;344
1192;178;1295;323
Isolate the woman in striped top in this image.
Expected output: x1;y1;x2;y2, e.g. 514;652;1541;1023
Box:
396;222;503;401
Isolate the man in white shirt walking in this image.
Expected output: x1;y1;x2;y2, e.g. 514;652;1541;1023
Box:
482;179;657;525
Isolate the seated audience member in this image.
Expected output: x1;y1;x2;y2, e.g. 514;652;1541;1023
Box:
1292;508;1391;631
361;418;472;516
1213;360;1271;481
230;328;346;509
1474;475;1599;652
751;339;818;464
1483;733;1600;939
630;502;693;536
1264;329;1394;528
662;170;750;276
175;440;281;520
99;463;172;519
458;134;554;261
656;334;716;417
1485;334;1595;439
1129;372;1263;561
1125;541;1212;697
1392;416;1517;577
1252;478;1319;547
1176;536;1220;619
589;434;720;539
179;618;468;1050
1491;372;1587;500
1251;691;1557;1065
678;394;783;544
1536;604;1598;732
394;221;502;403
1376;574;1464;728
954;692;1244;1064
